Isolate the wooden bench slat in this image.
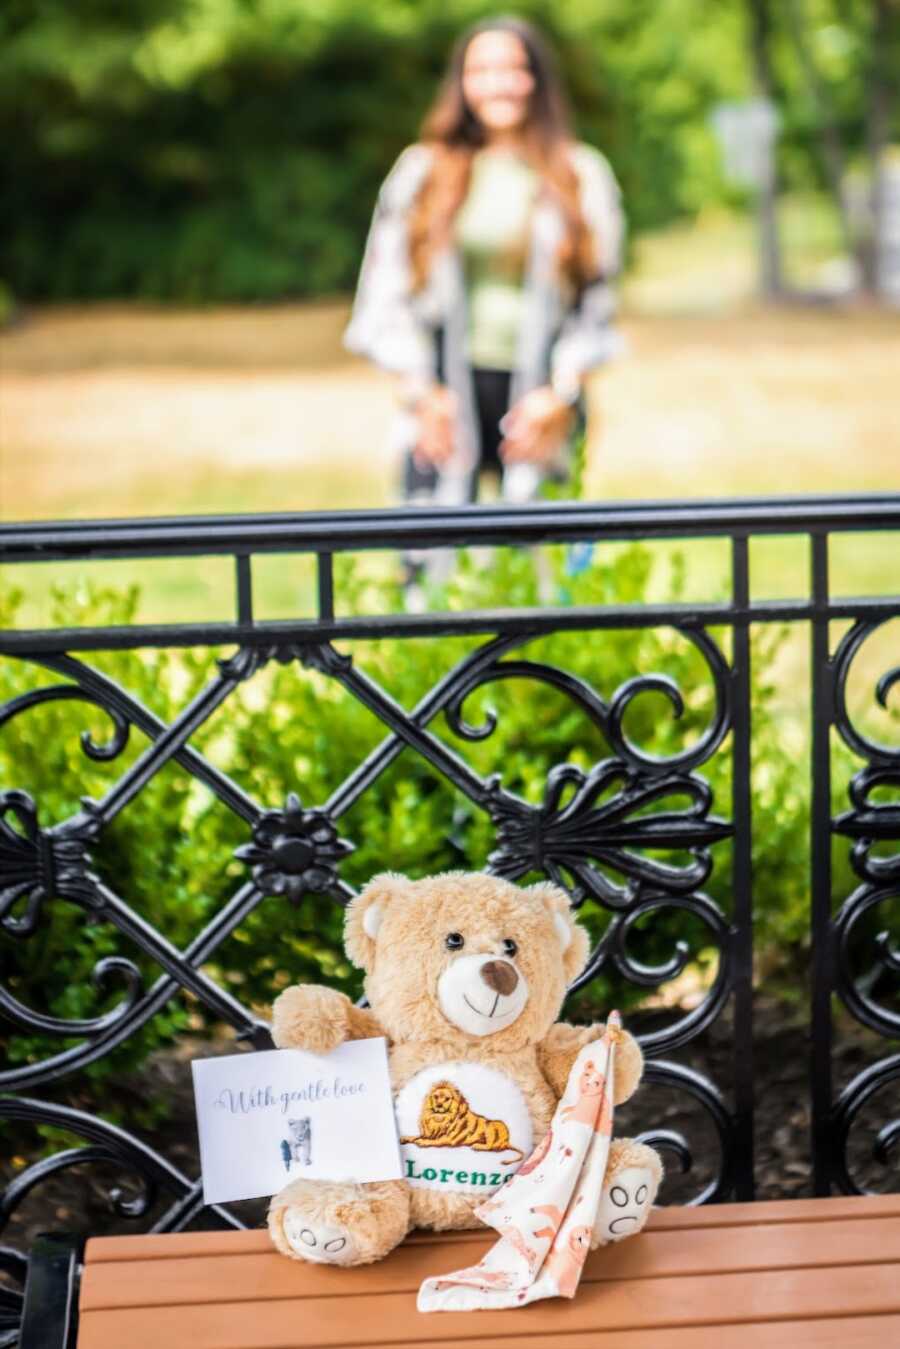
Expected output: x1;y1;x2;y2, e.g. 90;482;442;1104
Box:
75;1310;900;1349
76;1261;900;1349
81;1191;900;1265
77;1310;900;1349
79;1214;900;1311
409;1320;900;1349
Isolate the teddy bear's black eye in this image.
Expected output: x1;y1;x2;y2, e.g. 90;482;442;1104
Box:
502;938;518;958
445;932;465;950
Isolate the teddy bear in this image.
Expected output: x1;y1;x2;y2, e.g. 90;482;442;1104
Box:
267;870;662;1265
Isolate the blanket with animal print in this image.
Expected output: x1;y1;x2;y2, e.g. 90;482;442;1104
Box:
417;1013;620;1311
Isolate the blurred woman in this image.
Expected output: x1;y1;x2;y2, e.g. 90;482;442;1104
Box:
345;14;624;515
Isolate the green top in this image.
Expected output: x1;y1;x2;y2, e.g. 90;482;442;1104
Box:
455;148;538;371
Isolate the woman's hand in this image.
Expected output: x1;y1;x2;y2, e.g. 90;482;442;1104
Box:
414;383;458;467
500;385;575;464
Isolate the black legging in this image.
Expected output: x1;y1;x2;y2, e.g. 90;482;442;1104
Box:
403;367;511;501
471;367;512;476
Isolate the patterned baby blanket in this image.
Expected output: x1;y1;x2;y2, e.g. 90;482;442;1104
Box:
418;1011;620;1312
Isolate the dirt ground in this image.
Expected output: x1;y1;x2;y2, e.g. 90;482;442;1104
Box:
2;301;898;523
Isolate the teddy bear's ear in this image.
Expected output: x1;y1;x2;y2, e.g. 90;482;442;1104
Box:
527;881;591;982
344;872;409;972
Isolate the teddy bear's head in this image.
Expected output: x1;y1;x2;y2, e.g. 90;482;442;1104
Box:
344;871;589;1050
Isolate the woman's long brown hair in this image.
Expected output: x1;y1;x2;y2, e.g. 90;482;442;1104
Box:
408;16;599;293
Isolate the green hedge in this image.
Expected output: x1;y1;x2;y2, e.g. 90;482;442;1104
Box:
0;542;862;1117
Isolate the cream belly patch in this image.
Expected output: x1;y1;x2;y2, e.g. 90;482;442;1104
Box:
394;1062;534;1195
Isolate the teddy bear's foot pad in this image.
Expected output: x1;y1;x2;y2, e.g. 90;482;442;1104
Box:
280;1210;359;1265
595;1165;656;1244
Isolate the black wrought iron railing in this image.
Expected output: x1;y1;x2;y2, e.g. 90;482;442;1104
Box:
0;494;898;1338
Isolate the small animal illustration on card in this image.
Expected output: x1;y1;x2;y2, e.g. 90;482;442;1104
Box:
281;1117;313;1170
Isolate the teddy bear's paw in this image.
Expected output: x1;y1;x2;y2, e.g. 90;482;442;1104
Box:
594;1166;655;1245
271;984;349;1052
611;1028;644;1105
280;1209;359;1265
269;1178;410;1265
593;1140;663;1247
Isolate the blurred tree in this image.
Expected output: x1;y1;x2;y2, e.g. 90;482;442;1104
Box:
745;0;786;297
783;0;854;256
0;0;894;303
864;0;899;295
778;0;900;295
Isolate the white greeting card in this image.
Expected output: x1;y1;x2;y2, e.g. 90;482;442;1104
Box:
191;1037;402;1204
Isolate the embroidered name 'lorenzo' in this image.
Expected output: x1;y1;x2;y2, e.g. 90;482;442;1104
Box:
404;1160;515;1187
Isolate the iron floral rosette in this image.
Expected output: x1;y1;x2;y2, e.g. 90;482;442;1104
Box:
235;792;353;901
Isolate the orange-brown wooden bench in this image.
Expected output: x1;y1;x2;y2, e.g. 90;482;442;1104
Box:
74;1193;900;1349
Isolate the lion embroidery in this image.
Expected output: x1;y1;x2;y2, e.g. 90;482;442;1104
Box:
400;1080;524;1164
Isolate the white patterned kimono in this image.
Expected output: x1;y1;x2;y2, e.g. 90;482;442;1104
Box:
344;141;625;505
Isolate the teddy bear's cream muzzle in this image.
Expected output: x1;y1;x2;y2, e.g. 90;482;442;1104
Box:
437;954;530;1036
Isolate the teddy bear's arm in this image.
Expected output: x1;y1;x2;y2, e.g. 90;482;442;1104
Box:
538;1022;643;1105
271;985;387;1054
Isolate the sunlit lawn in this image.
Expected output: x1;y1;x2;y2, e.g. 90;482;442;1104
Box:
1;204;898;670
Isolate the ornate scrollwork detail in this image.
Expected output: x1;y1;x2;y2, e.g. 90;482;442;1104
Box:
832;883;900;1037
825;617;900;1189
831;1052;900;1195
445;659;604;743
608;628;732;771
445;626;731;775
833;620;900;765
639;1059;736;1204
0;1145;156;1226
0;875;272;1091
235;791;353;901
0;955;143;1041
830;628;899;1039
877;665;900;721
486;763;731;907
217;642;352;683
217;643;309;681
566;891;731;1054
0;1096;244;1236
298;643;353;677
834;766;900;886
633;1126;693;1177
0;791;101;935
0;684;130;762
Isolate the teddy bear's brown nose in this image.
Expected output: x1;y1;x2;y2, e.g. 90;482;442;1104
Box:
480;960;518;996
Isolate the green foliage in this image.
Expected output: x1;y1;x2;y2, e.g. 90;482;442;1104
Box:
0;0;887;301
0;279;14;326
0;541;862;1111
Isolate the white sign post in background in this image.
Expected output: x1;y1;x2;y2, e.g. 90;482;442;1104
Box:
710;98;780;191
711;98;783;298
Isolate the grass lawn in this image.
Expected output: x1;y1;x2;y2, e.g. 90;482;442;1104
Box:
3;303;898;626
1;205;898;720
